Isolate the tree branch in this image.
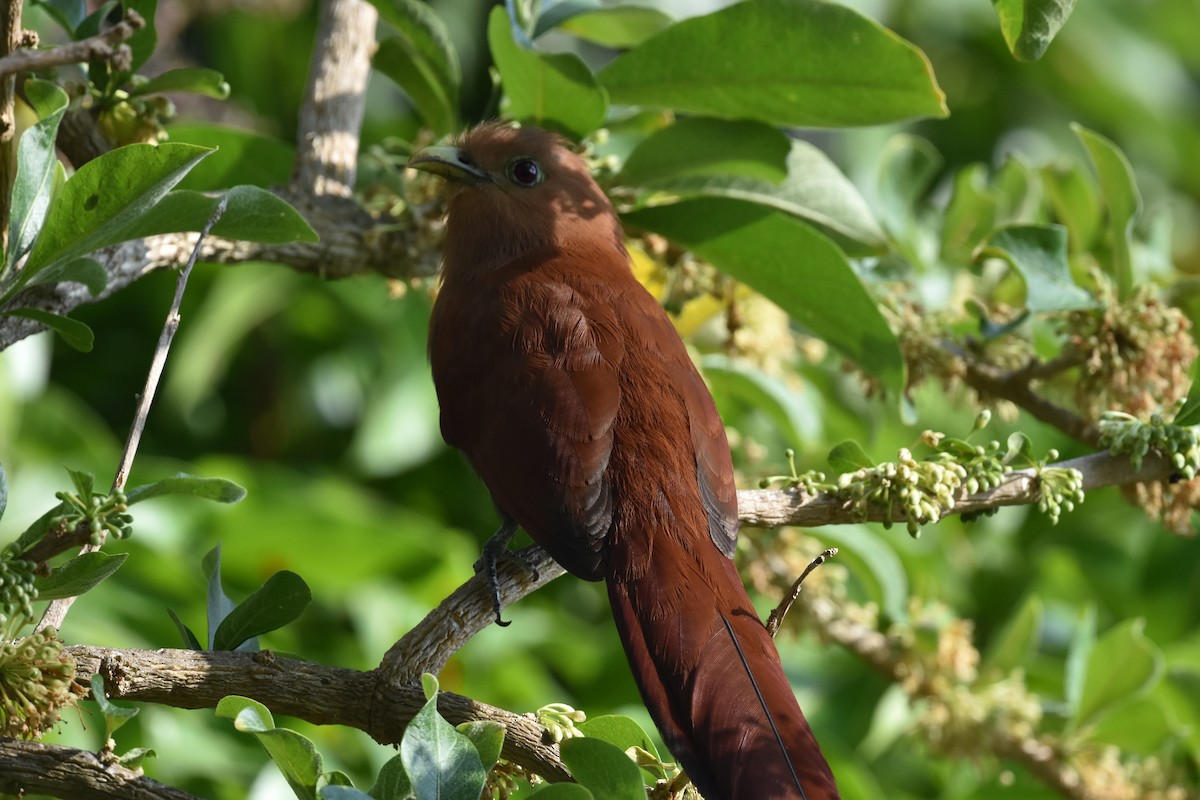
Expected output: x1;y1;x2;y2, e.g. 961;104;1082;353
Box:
0;738;202;800
291;0;377;198
68;645;571;783
0;190;439;351
0;11;143;81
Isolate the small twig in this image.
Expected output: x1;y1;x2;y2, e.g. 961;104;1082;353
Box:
765;548;837;638
36;198;227;632
0;11;144;81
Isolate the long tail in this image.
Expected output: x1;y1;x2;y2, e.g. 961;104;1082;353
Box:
607;539;840;800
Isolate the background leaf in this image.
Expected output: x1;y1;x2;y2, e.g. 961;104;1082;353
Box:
992;0;1078;62
488;6;607;139
599;0;947;127
975;224;1099;312
624;199;905;398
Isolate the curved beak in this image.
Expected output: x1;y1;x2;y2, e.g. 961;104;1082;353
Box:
408;145;491;185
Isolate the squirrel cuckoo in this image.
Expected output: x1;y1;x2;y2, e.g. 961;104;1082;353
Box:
411;122;839;800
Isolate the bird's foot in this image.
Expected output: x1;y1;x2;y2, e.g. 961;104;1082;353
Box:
473;519;539;627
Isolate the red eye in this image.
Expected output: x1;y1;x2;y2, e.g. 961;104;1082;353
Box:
507;158;543;187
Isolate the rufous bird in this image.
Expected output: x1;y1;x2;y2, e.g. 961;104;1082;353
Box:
411;121;839;800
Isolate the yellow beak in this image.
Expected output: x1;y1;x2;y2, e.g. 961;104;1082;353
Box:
408;145;492;184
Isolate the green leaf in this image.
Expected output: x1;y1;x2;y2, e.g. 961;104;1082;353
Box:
1064;606;1096;715
167;608;203;650
618;118;790;186
992;0;1078;62
34;551;128;601
701;355;816;447
25;142;213;275
121;186;318;245
527;786;594;799
203;544;237;651
167;123;295;191
117;747;156;768
368;752;413;800
975;224;1099;313
488;6;608;139
1090;694;1176;754
558;6;673;48
815;525;908;622
624;199;904;397
217;695;322;800
530;0;601;38
1074;619;1163;729
125;473;247;504
212;570;312;651
576;715;659;761
32;0;87;35
3;307;94;351
876;134;943;237
66;467;94;498
1072;123;1141;299
321;788;376;800
124;0;158;74
1041;161;1101;253
374;35;459;137
638;140;886;253
456;720;506;769
1003;431;1034;465
1173;365;1200;426
91;672;138;735
0;463;6;521
131;67;231;99
7;80;69;275
559;737;644;800
368;0;461;123
828;440;875;473
940;165;998;265
984;594;1043;673
598;0;946;128
26;257;108;296
401;674;487;800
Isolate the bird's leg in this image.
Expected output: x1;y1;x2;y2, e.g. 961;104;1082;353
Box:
474;512;539;627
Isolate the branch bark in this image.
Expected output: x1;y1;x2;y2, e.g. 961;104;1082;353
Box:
0;738;202;800
292;0;377;198
68;645;571;783
0;11;143;81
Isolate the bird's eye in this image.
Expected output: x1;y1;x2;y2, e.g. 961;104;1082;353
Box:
506;157;543;187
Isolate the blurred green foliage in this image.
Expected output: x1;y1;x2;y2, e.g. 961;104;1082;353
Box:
1;0;1199;798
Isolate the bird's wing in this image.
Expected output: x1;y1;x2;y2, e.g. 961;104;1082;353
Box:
430;251;625;580
623;284;740;557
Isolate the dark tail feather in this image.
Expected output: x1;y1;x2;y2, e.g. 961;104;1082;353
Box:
607;547;839;800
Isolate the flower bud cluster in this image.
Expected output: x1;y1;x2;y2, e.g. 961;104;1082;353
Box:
0;557;37;633
1098;410;1200;477
536;702;586;743
837;448;968;536
1035;465;1085;525
0;628;80;739
51;488;132;546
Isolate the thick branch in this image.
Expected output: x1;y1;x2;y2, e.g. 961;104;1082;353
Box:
68;645;571;783
0;11;143;80
0;738;201;800
0;0;22;233
0;189;438;351
292;0;377;197
381;450;1174;673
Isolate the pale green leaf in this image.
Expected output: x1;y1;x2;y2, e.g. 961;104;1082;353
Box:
599;0;946;128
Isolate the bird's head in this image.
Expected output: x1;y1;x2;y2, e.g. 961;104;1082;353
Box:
409;122;625;276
